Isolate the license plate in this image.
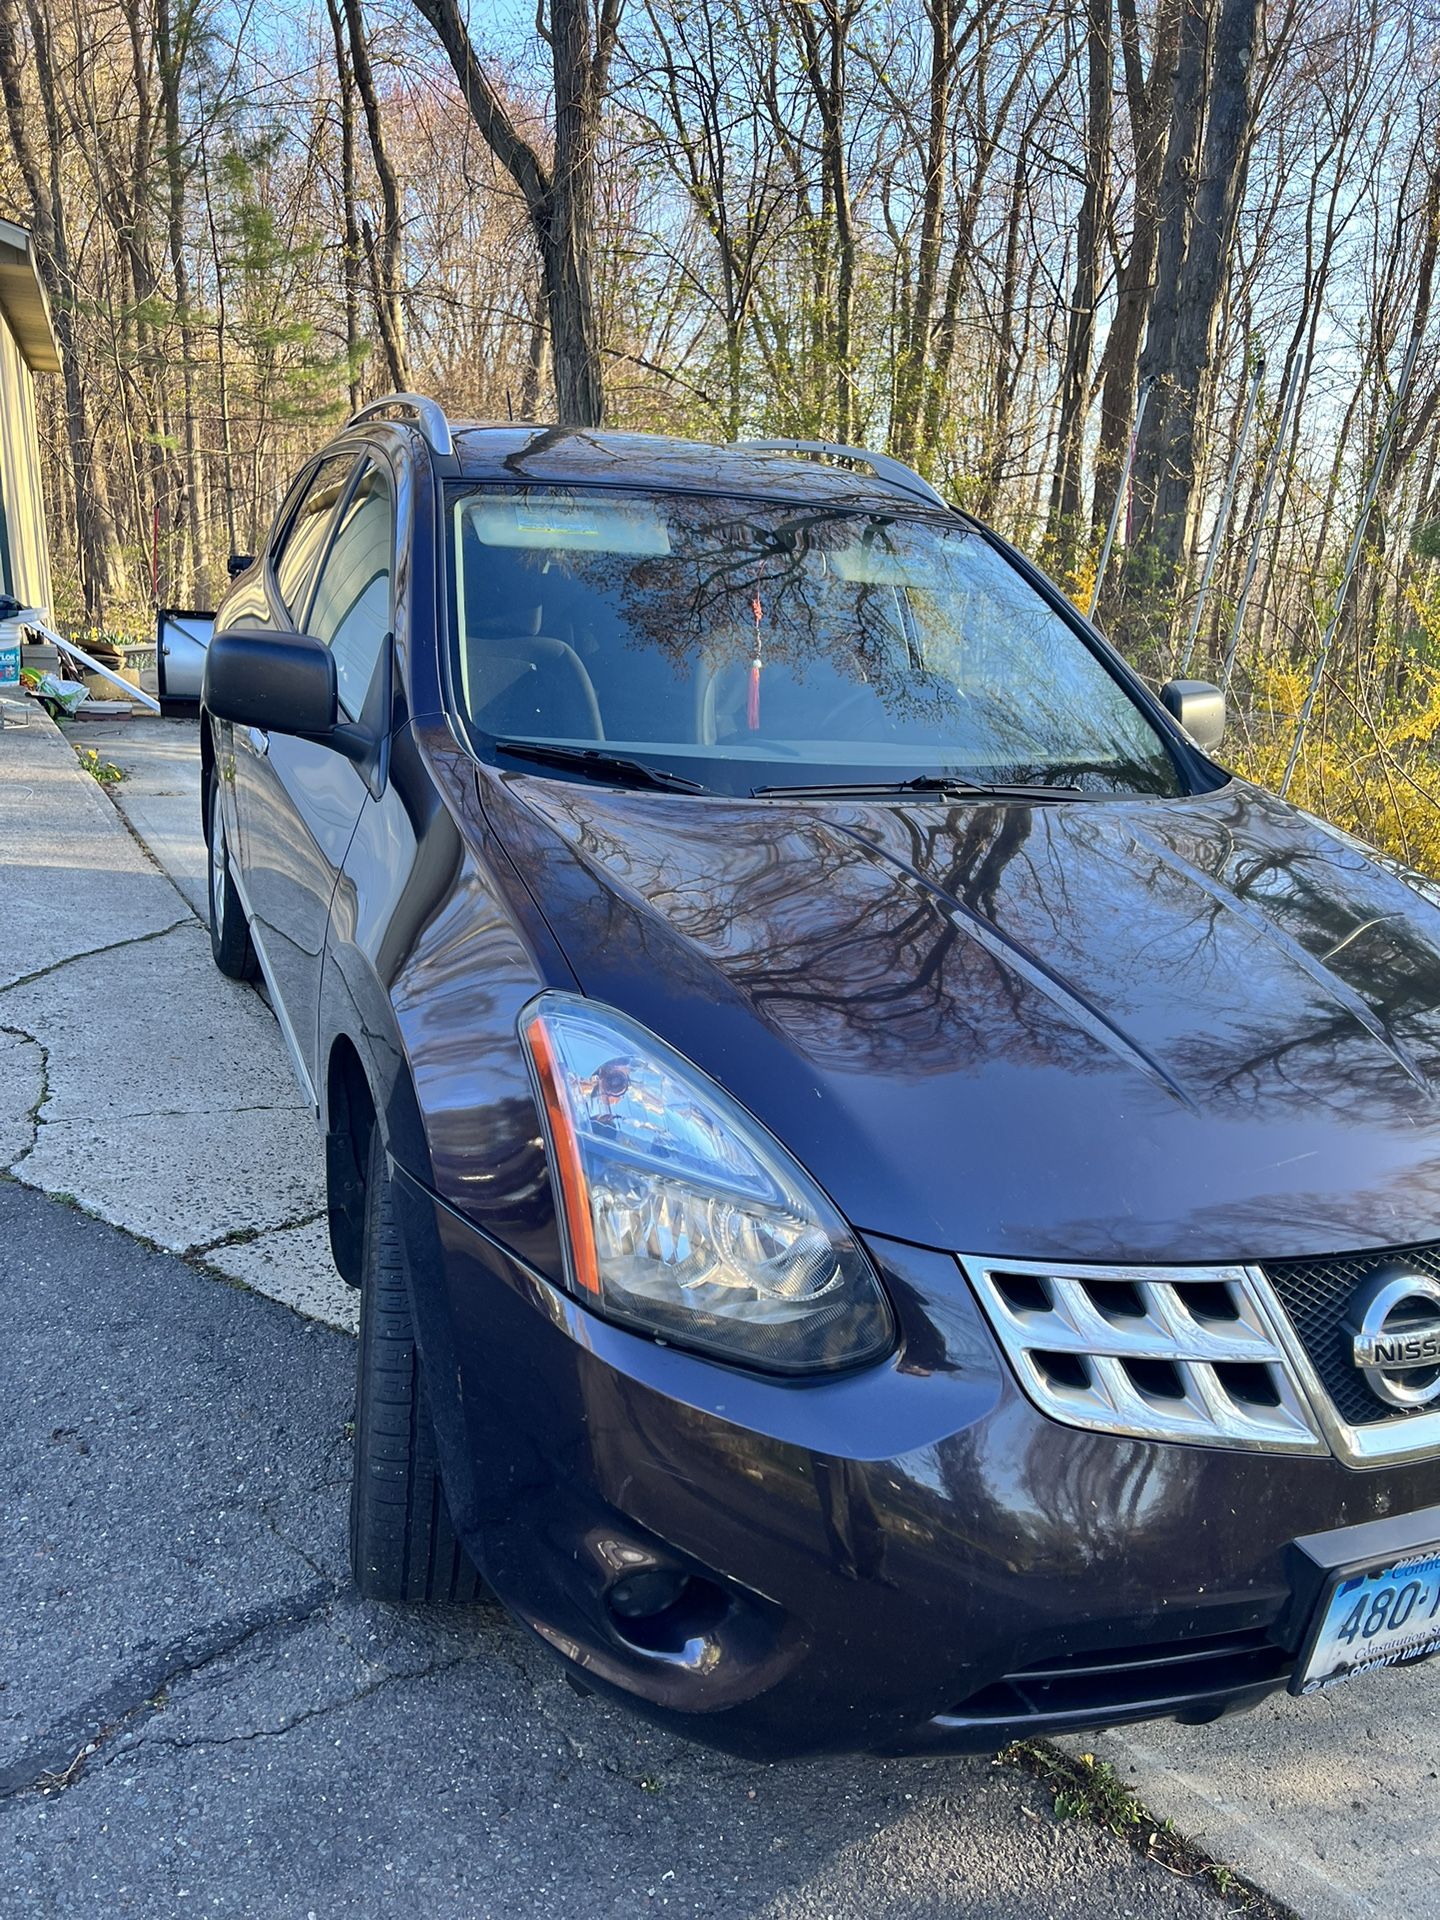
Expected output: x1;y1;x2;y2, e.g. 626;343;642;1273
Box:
1294;1548;1440;1694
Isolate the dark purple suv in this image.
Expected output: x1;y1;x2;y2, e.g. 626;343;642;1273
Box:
200;398;1440;1757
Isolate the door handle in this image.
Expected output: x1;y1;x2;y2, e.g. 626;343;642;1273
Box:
248;726;270;755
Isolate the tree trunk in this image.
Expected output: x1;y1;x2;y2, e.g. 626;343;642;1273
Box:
157;0;204;602
0;0;119;618
795;0;859;442
548;0;607;426
1047;0;1112;576
973;129;1033;520
520;279;549;417
343;0;409;391
1127;0;1262;642
325;0;365;410
409;0;612;425
891;0;954;463
1089;0;1179;557
196;113;239;559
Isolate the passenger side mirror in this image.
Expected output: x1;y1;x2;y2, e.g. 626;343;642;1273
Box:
203;627;339;740
1159;678;1225;752
227;553;255;578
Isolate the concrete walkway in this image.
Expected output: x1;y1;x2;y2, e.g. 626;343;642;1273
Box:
4;704;1439;1917
0;709;352;1330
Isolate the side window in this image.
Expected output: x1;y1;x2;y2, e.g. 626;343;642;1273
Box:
271;453;356;621
306;462;394;718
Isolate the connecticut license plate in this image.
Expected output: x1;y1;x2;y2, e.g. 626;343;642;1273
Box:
1294;1548;1440;1694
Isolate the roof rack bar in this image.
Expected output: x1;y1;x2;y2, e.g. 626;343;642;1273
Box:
732;438;948;511
348;391;454;458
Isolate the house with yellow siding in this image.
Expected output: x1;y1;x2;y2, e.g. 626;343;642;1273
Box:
0;217;59;617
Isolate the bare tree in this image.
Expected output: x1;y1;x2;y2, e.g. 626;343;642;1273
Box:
326;0;368;410
1046;0;1113;576
156;0;205;593
791;0;862;444
343;0;410;390
0;0;119;616
408;0;620;424
1089;0;1179;566
1127;0;1264;644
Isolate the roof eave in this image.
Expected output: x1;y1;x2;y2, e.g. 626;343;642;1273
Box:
0;217;61;374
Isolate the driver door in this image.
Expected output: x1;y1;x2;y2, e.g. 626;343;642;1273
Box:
237;456;395;1098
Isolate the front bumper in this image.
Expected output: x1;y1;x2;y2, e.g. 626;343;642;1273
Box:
394;1168;1440;1757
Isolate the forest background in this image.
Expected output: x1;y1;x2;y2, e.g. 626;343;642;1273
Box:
3;0;1440;865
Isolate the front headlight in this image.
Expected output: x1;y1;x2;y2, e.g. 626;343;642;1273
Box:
521;994;893;1374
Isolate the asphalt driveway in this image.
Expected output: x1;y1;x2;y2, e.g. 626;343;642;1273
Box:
0;1181;1229;1920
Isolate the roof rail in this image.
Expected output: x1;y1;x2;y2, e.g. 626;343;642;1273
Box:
732;437;948;511
348;391;454;457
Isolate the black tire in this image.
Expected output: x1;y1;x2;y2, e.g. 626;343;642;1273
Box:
207;776;259;981
349;1128;486;1604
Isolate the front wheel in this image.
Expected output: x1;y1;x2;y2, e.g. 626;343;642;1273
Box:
349;1127;486;1604
207;777;258;981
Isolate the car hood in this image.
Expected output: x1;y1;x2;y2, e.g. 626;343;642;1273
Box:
482;772;1440;1263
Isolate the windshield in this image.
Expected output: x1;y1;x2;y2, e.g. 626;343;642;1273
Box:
448;487;1185;798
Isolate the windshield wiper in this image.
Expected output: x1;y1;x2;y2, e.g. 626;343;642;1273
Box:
494;739;707;794
750;774;1086;801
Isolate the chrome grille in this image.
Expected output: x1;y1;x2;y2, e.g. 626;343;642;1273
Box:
1261;1244;1440;1428
962;1259;1326;1454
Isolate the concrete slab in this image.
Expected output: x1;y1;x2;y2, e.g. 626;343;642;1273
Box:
0;704;330;1297
0;710;187;990
0;1029;43;1162
73;713;209;918
17;1104;325;1252
205;1216;358;1332
0;921;305;1126
1074;1668;1440;1920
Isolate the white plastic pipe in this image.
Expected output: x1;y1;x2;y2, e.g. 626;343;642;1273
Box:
11;611;161;715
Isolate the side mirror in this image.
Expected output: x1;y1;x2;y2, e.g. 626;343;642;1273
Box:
227;553;256;578
203;627;338;739
1159;678;1225;752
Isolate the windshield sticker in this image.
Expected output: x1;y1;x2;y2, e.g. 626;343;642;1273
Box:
465;494;672;556
829;542;942;586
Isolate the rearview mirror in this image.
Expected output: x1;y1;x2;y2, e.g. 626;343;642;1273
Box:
1159;678;1225;753
203;627;338;739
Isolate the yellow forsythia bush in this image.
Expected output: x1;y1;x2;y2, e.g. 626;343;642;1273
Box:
1232;612;1440;877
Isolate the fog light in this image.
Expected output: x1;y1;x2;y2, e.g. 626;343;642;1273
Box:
604;1567;730;1657
608;1569;690;1620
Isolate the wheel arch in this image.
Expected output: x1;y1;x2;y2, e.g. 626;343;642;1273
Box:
325;1034;377;1288
200;709;216;839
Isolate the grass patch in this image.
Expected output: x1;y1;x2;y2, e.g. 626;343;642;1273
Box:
996;1739;1301;1917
